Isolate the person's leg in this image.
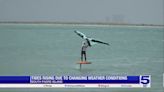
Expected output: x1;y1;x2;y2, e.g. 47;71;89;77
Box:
84;51;87;61
81;51;83;61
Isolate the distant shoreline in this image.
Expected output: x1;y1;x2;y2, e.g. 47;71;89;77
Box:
0;21;163;27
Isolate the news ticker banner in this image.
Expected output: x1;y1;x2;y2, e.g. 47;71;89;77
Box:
0;75;150;88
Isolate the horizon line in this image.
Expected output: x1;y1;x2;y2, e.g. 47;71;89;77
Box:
0;21;163;27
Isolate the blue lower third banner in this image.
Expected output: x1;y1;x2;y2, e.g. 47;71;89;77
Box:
0;75;151;88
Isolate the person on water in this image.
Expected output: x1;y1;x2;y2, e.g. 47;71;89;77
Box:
81;41;89;62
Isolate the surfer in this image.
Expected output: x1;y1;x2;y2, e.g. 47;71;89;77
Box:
81;41;89;61
74;30;110;62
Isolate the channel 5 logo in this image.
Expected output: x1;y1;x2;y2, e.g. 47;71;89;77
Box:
140;75;151;87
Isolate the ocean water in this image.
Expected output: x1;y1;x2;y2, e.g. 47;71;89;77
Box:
0;24;163;92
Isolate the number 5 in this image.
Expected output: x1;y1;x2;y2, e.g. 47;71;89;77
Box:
140;76;150;84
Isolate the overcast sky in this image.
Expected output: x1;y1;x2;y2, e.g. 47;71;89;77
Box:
0;0;163;24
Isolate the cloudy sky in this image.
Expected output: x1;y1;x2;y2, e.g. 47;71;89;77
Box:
0;0;163;24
